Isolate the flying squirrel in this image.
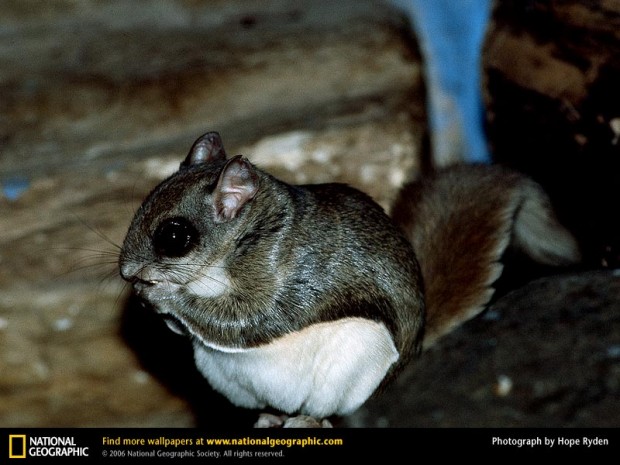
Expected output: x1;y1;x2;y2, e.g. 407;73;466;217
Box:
119;132;580;427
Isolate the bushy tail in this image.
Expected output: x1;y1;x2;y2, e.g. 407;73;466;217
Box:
391;164;581;349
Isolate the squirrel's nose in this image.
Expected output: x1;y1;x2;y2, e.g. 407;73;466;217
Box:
119;262;159;285
119;261;138;283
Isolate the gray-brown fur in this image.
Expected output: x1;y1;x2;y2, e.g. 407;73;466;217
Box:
119;132;424;363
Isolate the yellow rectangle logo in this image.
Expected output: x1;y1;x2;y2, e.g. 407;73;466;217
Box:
9;435;26;459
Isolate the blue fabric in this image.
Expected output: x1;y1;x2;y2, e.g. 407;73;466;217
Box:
392;0;492;165
2;176;30;201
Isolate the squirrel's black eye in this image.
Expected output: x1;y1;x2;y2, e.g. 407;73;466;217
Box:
153;218;199;257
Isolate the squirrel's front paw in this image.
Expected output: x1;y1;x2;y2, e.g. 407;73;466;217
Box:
254;413;332;428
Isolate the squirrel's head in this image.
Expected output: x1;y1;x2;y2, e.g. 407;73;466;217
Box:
119;132;260;286
117;132;275;347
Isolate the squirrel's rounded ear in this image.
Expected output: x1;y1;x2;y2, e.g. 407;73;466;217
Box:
213;155;259;222
181;132;227;168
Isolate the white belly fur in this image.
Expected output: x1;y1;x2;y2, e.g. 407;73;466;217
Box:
192;317;399;418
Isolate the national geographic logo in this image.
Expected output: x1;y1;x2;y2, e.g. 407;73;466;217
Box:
8;434;89;459
9;435;26;459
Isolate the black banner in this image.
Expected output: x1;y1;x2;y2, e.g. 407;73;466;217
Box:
1;428;618;463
